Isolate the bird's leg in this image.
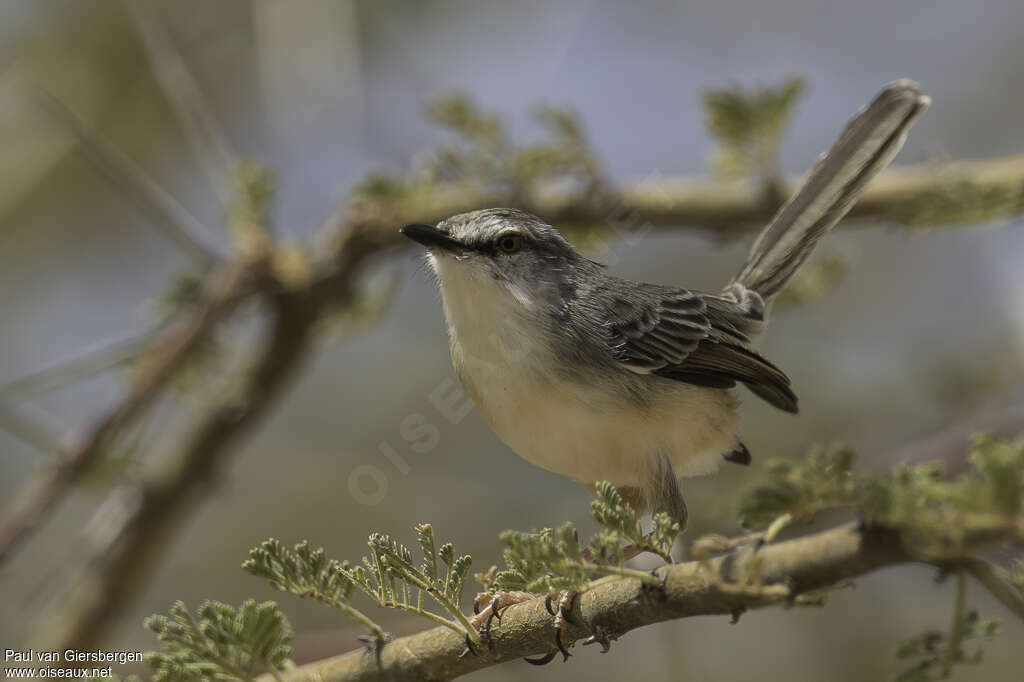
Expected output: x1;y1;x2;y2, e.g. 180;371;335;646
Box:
649;452;688;536
595;480;683;563
517;464;689;664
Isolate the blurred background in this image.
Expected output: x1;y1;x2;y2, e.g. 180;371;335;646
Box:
1;0;1023;680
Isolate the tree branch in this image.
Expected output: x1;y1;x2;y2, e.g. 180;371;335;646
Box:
125;0;238;209
0;260;266;562
31;86;224;264
347;152;1024;239
31;222;404;648
36;279;317;647
260;519;1024;682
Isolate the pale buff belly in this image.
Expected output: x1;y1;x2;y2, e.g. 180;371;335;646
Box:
452;337;740;487
434;256;739;488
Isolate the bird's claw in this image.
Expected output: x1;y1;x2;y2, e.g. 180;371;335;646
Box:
581;625;617;653
475;589;596;665
469;590;534;652
488;595;505;625
640;568;669;599
357;632;393;661
458;633;480;659
551;590;580;661
523;651;558;666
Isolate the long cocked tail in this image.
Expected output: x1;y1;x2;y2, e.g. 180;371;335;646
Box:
731;80;930;301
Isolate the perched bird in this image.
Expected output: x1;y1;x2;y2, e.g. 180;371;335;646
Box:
401;81;929;534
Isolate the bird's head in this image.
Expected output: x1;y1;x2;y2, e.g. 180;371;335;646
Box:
400;208;589;313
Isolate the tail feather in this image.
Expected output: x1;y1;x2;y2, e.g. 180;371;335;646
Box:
732;80;930;300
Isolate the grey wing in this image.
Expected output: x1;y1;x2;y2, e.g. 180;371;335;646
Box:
605;284;798;413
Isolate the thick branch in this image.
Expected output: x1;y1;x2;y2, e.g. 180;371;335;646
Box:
262;519;1023;682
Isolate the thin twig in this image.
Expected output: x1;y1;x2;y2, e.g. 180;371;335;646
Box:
31;87;223;264
940;569;968;677
0;260;267;563
125;0;237;208
31;284;315;647
0;398;65;455
964;557;1024;622
0;329;158;397
29;221;400;647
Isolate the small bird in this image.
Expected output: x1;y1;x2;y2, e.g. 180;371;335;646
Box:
401;81;929;534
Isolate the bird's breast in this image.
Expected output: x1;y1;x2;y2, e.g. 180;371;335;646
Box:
436;261;739;487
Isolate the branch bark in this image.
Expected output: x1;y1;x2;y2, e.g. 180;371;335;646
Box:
346;152;1024;239
31;223;404;648
0;260;264;563
260;519;1024;682
37;281;317;647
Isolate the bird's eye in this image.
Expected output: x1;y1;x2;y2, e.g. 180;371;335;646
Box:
495;233;523;254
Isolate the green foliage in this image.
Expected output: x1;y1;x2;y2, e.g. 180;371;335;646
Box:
1012;559;1024;592
494;524;590;593
137;443;1018;675
739;437;1024;555
738;443;859;529
231;161;276;237
702;76;806;180
156;270;207;315
491;481;678;594
351;92;604;210
861;436;1024;549
144;600;292;682
513;104;603;189
366;526;473;608
589;481;678;562
360;525;477;638
894;609;999;681
142;268;224;391
739;440;1022;680
243;539;386;641
426;93;506;151
888;177;1022;227
350;172;411;204
245;526;480;645
80;429;142;487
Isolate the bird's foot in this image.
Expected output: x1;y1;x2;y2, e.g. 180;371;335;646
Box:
640;566;670;600
468;590;535;651
581;624;618;653
357;631;393;661
540;590;581;662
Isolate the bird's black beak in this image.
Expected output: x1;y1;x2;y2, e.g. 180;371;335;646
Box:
399;223;462;252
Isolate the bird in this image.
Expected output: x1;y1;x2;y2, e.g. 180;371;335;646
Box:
401;81;928;539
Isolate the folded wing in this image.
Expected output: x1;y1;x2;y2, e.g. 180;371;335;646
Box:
604;284;798;413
